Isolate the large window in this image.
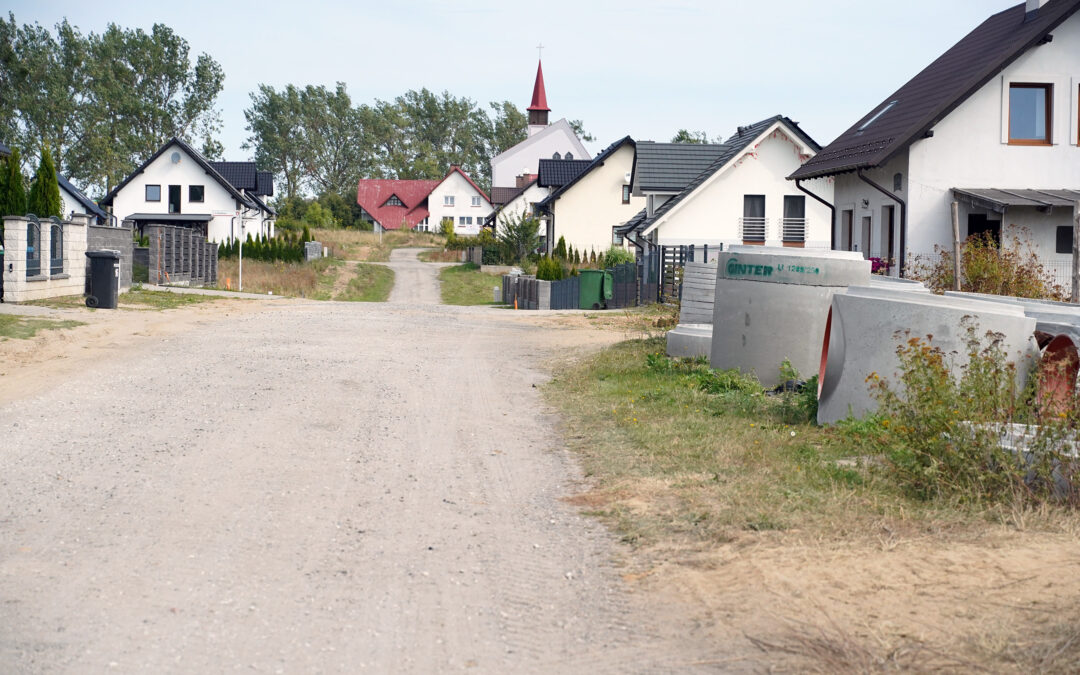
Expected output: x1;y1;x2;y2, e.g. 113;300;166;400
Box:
444;195;455;206
145;184;161;201
471;196;481;207
782;195;806;247
189;185;205;202
1009;83;1052;145
1057;226;1073;254
741;195;766;244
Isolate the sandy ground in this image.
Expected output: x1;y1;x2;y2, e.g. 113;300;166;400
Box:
0;253;730;674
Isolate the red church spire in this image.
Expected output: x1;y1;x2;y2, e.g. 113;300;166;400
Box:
527;60;550;113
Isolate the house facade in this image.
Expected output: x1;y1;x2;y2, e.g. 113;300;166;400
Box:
490;60;591;189
535;137;644;255
791;0;1080;280
101;138;275;243
621;117;831;254
356;166;491;234
57;174;109;225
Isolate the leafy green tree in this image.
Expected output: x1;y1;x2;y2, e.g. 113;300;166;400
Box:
496;211;541;264
0;146;27;216
244;84;305;199
553;235;567;260
27;146;61;217
569;120;595;143
670;129;713;144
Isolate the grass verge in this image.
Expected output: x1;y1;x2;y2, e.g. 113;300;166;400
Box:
25;287;221;311
311;228;444;262
0;314;84;339
334;263;394;302
439;263;503;306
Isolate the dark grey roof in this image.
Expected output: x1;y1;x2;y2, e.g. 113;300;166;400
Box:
631;141;730;193
537;159;592;188
538;136;635;209
56;173;108;223
615;208;648;237
209;161;257;191
256;171;274;197
491;179;539;207
0;141;9;157
124;213;214;223
791;0;1080;180
101;137;254;209
640;116;820;233
953;187;1080;213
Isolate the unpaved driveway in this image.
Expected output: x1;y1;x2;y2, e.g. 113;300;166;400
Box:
0;263;725;672
384;247;452;304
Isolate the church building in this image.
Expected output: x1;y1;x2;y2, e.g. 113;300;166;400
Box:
489;60;591;189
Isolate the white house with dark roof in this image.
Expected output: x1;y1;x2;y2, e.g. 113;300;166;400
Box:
57;174;109;225
622;117;831;254
100;137;275;243
791;0;1080;281
533;137;644;255
490;60;590;189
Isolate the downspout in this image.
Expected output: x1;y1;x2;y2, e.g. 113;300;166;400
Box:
795;179;835;250
857;169;907;278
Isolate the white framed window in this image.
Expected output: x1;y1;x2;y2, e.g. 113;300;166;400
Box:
471;196;481;207
444;195;455;206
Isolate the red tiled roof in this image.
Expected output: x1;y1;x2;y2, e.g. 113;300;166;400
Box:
527;60;549;112
355;179;440;230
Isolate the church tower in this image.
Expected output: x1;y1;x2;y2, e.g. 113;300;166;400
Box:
526;60;550;137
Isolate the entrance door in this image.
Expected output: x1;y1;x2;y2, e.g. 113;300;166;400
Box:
840;209;853;251
881;206;895;262
168;185;182;214
860;216;872;259
967;213;1000;245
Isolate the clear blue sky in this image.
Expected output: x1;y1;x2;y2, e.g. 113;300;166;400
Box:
14;0;1017;159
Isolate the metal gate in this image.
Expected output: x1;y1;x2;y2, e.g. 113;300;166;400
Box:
608;262;637;309
549;275;579;310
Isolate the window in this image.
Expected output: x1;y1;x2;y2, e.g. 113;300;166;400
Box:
168;185;181;214
741;195;766;244
385;194;404;207
471;196;481;207
613;227;624;246
460;216;473;225
189;185;205;202
1009;83;1052;145
145;184;161;201
444;195;455;206
565;152;573;160
841;209;854;251
782;196;806;247
552;152;562;160
1057;226;1074;254
622;185;631;204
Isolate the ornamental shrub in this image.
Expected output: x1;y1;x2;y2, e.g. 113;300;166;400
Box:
910;231;1063;299
27;146;62;218
604;246;635;266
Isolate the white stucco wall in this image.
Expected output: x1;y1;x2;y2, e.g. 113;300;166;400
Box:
491;119;591;188
647;126;833;249
546;143;644;255
835;10;1080;271
108;145;272;243
427;170;493;236
496;184;550;225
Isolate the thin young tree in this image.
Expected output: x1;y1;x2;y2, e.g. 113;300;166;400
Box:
27;146;62;218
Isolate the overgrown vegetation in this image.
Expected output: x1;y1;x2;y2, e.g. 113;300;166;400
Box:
910;232;1065;299
439;263;503;306
0;314;83;339
217;257;338;298
313;228;443;262
334;263;394;302
218;228;313;263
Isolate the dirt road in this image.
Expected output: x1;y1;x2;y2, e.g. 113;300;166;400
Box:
0;255;724;673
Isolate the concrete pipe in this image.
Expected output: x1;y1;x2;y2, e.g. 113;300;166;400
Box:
667;261;718;359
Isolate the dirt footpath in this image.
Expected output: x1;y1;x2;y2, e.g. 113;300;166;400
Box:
0;282;726;672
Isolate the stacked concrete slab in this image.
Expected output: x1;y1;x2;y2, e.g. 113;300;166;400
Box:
817;286;1040;424
667;262;718;359
710;247;870;387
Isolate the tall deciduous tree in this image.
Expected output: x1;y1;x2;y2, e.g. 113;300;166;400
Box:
27;146;61;218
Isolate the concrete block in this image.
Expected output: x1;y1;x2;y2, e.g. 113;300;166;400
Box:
817;287;1039;425
667;324;713;359
710;248;871;386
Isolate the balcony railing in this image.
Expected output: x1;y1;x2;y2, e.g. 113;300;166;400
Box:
782;217;807;243
739;216;767;242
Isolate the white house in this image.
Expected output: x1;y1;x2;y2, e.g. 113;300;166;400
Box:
356;166;491;235
488;177;549;230
490;60;590;189
100;137;275;243
533;136;645;255
790;0;1080;281
628;117;832;253
57;174;109;225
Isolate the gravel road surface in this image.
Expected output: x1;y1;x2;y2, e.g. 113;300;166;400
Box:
0;250;724;673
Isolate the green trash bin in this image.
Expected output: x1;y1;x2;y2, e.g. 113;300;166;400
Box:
578;269;606;310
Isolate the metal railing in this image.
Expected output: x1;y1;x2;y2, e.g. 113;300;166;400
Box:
739;216;767;242
781;217;806;243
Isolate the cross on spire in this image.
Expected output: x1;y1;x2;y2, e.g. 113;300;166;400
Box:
536;43;545;60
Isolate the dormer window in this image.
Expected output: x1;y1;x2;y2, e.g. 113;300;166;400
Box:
565;152;573;160
857;101;898;132
1009;83;1052;145
552;152;561;160
384;194;404;207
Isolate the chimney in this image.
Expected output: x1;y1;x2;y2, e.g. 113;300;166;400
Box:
516;173;529;188
1026;0;1049;19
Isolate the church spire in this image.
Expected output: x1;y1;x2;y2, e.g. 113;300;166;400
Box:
527;60;550;129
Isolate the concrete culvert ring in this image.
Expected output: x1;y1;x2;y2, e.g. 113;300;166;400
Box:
1037;334;1080;416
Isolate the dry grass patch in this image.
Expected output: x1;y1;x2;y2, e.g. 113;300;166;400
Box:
418;248;462;263
218;258;339;298
311;228;444;262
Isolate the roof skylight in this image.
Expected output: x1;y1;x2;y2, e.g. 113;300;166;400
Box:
858;101;898;132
